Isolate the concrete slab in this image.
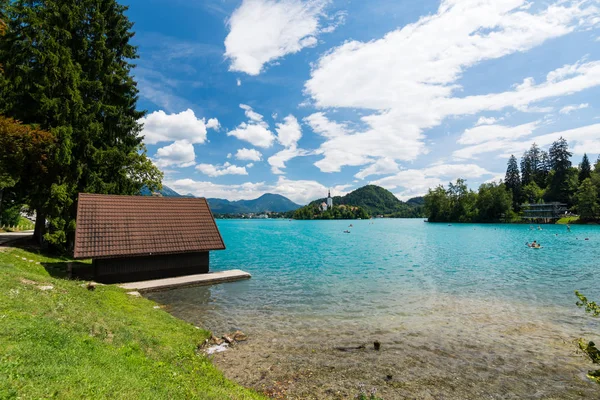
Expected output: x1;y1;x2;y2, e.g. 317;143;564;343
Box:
117;269;251;293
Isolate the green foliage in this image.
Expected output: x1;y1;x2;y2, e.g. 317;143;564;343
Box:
575;291;600;384
522;181;545;204
0;1;162;251
425;180;513;223
520;143;549;187
307;185;424;218
579;154;592;183
576;291;600;317
505;155;521;210
575;179;599;220
0;247;264;399
293;204;370;220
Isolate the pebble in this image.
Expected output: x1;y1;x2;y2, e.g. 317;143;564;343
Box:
126;291;141;297
38;285;54;291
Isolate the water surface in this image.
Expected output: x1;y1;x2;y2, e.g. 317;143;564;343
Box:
148;220;600;399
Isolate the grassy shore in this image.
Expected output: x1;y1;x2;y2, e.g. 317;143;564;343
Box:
0;245;264;399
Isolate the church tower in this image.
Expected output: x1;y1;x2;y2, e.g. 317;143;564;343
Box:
327;189;333;209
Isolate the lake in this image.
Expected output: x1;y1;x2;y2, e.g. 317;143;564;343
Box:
147;219;600;399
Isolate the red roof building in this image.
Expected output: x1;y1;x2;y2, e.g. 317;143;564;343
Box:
74;193;225;283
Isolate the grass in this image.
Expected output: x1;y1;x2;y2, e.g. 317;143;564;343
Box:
556;216;580;224
0;246;265;399
0;216;35;232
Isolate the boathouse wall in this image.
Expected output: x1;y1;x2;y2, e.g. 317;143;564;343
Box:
93;252;210;283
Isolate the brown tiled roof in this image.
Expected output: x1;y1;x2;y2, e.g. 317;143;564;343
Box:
74;193;225;259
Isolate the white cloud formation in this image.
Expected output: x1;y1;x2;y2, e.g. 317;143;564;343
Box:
168;176;348;204
237;78;242;86
224;0;332;75
559;103;589;114
275;115;302;147
196;162;248;177
304;0;600;173
235;148;263;161
154;140;196;168
475;116;499;126
371;163;494;200
458;121;540;146
140;109;219;145
454;122;600;159
267;114;308;174
355;158;400;180
227;105;275;148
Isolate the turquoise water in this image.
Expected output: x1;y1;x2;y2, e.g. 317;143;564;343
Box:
148;219;600;398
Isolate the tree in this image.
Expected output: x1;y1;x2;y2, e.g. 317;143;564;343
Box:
520;143;548;187
0;116;54;225
579;153;592;183
505;155;521;210
424;186;451;222
575;179;599;220
0;1;162;249
547;137;574;204
522;181;545;204
476;182;513;222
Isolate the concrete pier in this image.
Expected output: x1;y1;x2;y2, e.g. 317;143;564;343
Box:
118;269;251;293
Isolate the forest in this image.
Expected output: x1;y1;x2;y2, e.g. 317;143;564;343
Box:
424;138;600;223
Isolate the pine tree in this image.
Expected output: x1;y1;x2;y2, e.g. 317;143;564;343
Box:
505;155;521;209
547;137;574;204
579;153;592;183
0;0;162;249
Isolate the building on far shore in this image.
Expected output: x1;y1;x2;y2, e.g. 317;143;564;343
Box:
521;202;568;223
321;190;334;212
73;193;225;283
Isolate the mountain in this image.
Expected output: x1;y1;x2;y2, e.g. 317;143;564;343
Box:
139;185;183;197
307;185;424;217
141;186;301;214
207;194;301;214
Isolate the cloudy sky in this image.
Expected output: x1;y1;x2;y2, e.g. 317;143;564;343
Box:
128;0;600;204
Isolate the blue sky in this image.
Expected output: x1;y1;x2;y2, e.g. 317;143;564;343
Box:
125;0;600;204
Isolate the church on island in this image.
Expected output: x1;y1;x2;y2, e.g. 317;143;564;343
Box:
320;190;333;212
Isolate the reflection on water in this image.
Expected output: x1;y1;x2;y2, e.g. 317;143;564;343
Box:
147;220;600;398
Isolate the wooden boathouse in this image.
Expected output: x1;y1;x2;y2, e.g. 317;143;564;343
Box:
73;193;225;283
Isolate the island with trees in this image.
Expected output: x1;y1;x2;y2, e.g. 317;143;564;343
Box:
292;185;424;220
424;137;600;223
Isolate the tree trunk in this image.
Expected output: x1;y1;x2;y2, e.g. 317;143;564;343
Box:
34;210;45;244
0;188;3;224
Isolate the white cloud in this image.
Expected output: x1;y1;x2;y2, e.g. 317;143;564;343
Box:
154;140;196;168
458;121;540;146
224;0;332;75
267;114;308;174
227;105;275;148
355;158;399;180
240;104;265;122
235;148;263;161
559;103;589;114
475;116;499;126
275;115;302;147
168;176;348;204
268;147;308;174
195;162;248;177
371;163;494;200
246;163;255;168
304;0;600;173
454;122;600;159
140;109;220;145
236;78;242;86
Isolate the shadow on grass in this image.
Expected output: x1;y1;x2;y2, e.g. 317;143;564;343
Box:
8;237;94;280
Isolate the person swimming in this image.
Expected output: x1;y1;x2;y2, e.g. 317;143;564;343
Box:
526;240;541;248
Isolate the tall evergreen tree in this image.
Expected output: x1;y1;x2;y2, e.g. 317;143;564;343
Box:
505;155;521;209
520;143;547;187
0;0;161;249
547;137;573;204
579;153;592;183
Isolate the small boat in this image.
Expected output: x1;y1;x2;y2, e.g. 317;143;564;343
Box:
343;230;351;233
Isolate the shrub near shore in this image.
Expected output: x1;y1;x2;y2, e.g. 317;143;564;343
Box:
0;247;264;400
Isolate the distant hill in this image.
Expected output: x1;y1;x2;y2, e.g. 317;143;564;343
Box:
307;185;424;218
141;187;301;214
139;185;183;197
207;193;301;214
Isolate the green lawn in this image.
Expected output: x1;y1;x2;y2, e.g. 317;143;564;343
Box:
556;216;580;224
0;216;35;232
0;247;265;400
